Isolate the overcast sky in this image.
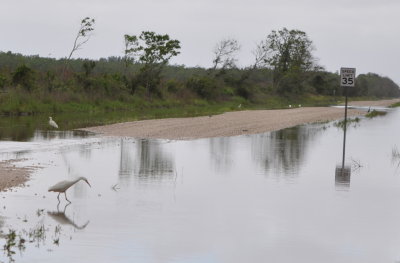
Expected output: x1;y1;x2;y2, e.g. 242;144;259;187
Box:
1;0;399;84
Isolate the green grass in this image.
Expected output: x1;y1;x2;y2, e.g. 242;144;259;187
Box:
365;110;387;118
0;91;394;132
333;117;361;129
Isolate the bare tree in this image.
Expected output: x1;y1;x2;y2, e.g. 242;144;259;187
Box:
237;40;270;84
67;17;95;60
251;40;270;69
212;38;240;70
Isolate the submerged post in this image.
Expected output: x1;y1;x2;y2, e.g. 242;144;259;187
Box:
340;67;356;170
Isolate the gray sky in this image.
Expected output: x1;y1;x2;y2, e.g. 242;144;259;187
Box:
1;0;399;84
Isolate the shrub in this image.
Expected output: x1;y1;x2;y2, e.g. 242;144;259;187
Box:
186;76;219;100
12;65;36;92
0;74;7;89
366;110;387;118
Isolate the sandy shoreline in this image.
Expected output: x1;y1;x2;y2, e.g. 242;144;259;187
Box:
0;159;38;192
83;99;400;140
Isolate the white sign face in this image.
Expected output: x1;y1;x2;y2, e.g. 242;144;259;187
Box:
340;67;356;87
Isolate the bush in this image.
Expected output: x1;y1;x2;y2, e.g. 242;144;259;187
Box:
0;74;7;89
12;65;36;92
366;110;387;118
166;79;181;93
186;76;219;100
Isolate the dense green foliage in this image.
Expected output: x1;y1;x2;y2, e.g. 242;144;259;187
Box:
0;46;399;116
261;28;317;95
355;73;400;97
124;31;181;96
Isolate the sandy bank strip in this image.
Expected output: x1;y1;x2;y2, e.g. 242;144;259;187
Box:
0;159;39;192
83;99;400;140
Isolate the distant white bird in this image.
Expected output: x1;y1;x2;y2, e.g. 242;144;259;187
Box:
238;104;242;109
49;117;59;128
48;177;91;203
289;105;292;108
298;104;302;108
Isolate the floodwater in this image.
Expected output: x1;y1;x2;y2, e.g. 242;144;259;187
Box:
0;111;139;141
1;108;400;263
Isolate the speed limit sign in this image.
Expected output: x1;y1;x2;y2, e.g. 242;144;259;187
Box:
340;67;356;87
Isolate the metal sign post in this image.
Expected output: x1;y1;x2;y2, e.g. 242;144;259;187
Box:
340;67;356;170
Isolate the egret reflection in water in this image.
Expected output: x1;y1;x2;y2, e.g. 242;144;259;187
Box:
47;203;90;230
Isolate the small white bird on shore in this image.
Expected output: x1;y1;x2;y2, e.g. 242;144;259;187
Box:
49;117;59;128
49;177;91;203
288;105;292;108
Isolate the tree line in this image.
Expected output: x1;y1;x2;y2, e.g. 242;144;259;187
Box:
0;17;399;115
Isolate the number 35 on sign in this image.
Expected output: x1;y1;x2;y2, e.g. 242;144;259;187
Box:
340;67;356;87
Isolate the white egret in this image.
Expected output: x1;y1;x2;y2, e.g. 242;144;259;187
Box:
49;117;59;128
48;177;91;203
288;105;292;108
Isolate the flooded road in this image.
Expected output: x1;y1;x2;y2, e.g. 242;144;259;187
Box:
1;108;400;262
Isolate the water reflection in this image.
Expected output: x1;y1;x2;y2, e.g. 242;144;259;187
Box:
0;216;4;235
134;139;175;179
391;145;400;169
32;130;94;141
209;137;233;173
47;203;90;230
251;125;325;176
0;210;66;262
335;166;351;189
0;114;95;142
2;109;400;262
119;138;135;178
119;138;175;183
0;116;37;141
0;111;143;141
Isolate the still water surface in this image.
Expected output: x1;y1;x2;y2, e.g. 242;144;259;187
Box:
1;109;400;262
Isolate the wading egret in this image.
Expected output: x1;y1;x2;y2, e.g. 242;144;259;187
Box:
49;117;59;128
48;177;91;203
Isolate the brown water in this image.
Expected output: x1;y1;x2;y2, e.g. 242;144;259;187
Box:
1;108;400;263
